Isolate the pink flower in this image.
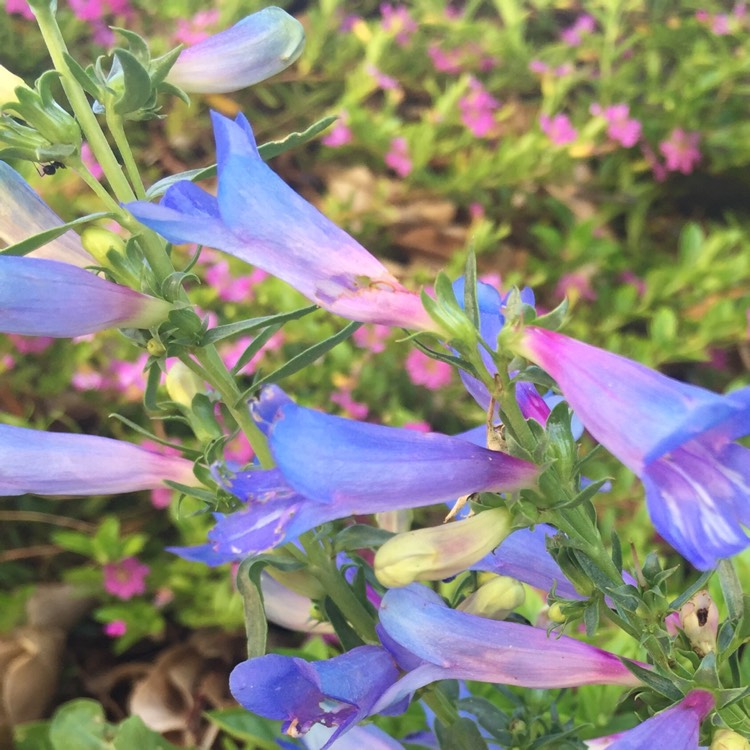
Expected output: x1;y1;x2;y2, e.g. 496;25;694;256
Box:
71;370;106;391
205;260;262;302
380;3;417;46
8;335;54;354
560;14;596;46
402;420;431;432
322;116;353;148
103;557;150;600
385;137;412;177
221;331;285;375
353;324;391;353
366;65;401;93
428;44;464;74
592;103;642;147
459;78;500;138
659;128;701;174
555;270;597;302
104;620;127;637
405;349;453;390
5;0;33;19
540;113;577;145
619;270;647;296
529;59;549;74
173;9;221;45
109;352;149;399
81;142;104;180
330;389;369;419
224;432;254;465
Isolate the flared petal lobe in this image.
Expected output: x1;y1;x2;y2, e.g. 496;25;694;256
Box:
229;646;399;749
167;7;305;94
374;584;641;711
254;385;540;507
0;256;171;336
0;425;194;496
127;113;433;329
0;162;93;267
519;327;750;570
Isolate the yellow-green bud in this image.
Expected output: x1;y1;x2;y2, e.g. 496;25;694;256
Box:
457;575;525;620
680;589;719;657
265;566;326;601
165;361;203;408
374;507;512;588
0;65;28;105
146;338;167;357
547;603;566;623
711;729;750;750
81;226;126;266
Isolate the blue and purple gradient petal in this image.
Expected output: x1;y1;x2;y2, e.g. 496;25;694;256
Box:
167;7;305;94
0;162;94;268
585;690;713;749
0;424;195;496
520;326;750;570
0;256;171;336
229;646;399;750
127;113;432;330
373;584;642;712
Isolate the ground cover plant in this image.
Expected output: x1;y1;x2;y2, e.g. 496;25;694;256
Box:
1;1;750;748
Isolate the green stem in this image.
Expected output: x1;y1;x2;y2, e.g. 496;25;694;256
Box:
31;3;136;203
189;346;274;469
421;686;459;727
106;111;146;199
69;156;126;215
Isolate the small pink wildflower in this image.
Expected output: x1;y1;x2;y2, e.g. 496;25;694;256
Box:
353;324;391;354
71;370;106;391
330;389;369;419
366;65;401;93
402;420;432;432
0;354;14;371
110;352;149;399
459;78;500;138
540;113;577;145
428;44;464;74
591;103;642;148
8;335;54;354
560;14;596;46
405;349;452;390
322;116;353;148
340;14;362;32
173;9;220;46
221;331;285;375
380;3;417;46
469;203;485;221
659;128;701;174
224;432;254;465
104;620;127;637
205;260;259;303
555;270;597;302
103;557;150;600
6;0;33;19
529;59;549;74
619;270;647;297
385;136;412;177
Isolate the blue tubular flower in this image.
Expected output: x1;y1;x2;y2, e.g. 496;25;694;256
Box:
251;385;540;506
373;584;641;712
127;113;434;330
302;723;406;750
229;646;400;749
0;256;171;336
585;690;714;749
0;162;93;267
167;7;305;94
520;326;750;570
0;424;194;496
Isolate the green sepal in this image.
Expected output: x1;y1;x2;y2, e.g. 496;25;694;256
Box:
0;211;113;256
110;27;150;63
63;53;104;100
531;297;569;330
436;717;490;750
321;596;364;651
620;660;686;701
462;248;480;329
333;524;394;552
112;48;153;115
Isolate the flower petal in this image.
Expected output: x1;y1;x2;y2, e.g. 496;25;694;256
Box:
0;424;194;496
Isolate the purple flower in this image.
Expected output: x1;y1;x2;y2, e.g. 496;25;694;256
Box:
458;78;500;138
229;646;400;749
560;14;596;46
0;424;195;496
519;327;750;569
592;103;642;148
0;256;171;337
103;556;150;599
659;128;701;175
0;162;93;267
375;585;641;713
384;136;412;178
379;3;417;46
586;690;714;749
127;113;432;330
166;7;305;94
183;385;539;560
540;113;578;145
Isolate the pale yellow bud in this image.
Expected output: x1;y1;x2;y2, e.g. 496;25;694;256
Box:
711;729;750;750
457;575;525;620
265;566;326;601
0;65;28;105
165;361;203;407
374;507;512;588
679;589;719;657
547;603;567;624
81;226;126;267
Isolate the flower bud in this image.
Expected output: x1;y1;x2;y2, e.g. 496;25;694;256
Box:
457;575;525;620
165;361;203;408
711;729;750;750
679;589;719;657
374;507;512;588
0;64;29;105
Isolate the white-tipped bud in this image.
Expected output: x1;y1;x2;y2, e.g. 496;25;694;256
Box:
457;575;525;620
374;507;512;588
679;589;719;657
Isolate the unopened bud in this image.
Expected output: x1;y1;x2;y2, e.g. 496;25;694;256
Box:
547;603;566;623
81;226;126;265
165;361;203;408
680;589;719;657
0;65;29;105
374;506;511;588
711;729;750;750
457;575;525;620
266;566;326;601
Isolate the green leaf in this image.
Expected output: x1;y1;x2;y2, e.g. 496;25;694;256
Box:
204;708;279;749
0;212;113;257
235;556;269;658
113;49;153;115
321;595;364;650
436;717;489;750
48;700;110;750
112;716;182;749
249;321;361;393
621;661;685;701
200;305;317;346
13;721;53;750
668;569;714;610
230;324;281;376
532;297;569;330
462;249;479;328
334;524;394;552
718;559;744;623
63;53;103;99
